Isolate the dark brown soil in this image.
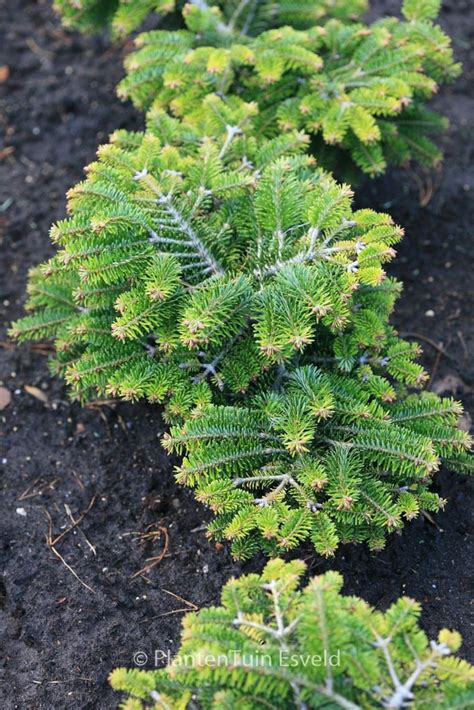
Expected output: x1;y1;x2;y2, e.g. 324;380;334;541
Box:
0;1;472;708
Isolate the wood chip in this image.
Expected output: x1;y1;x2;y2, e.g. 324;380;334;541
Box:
24;384;49;403
0;386;12;410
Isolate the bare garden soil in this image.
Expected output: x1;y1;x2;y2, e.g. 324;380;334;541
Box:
0;1;472;708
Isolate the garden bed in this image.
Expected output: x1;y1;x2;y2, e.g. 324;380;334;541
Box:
0;0;472;707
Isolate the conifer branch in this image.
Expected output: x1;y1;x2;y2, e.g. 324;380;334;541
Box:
155;194;224;276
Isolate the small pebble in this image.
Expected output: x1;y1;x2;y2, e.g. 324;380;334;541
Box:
425;310;435;317
16;508;27;517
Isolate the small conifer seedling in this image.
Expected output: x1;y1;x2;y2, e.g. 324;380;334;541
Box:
11;104;472;559
110;558;474;709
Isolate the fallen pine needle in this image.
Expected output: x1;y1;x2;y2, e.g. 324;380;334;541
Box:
49;494;97;547
43;498;97;593
65;503;97;556
19;477;58;501
132;526;169;578
422;510;443;532
50;545;95;594
140;588;198;622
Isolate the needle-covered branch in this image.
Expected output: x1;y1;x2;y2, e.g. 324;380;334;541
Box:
163;368;470;558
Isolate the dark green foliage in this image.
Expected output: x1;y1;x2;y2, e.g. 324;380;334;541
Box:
110;559;474;709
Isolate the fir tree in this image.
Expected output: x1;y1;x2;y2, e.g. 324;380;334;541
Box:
110;558;474;709
117;0;460;177
53;2;459;177
10;104;472;558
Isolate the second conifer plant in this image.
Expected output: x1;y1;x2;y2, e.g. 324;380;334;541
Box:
54;1;460;177
110;559;474;709
119;0;460;177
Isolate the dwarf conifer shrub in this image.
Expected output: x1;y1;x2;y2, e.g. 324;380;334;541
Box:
10;101;472;558
117;0;460;177
14;6;474;708
54;1;459;177
110;559;474;709
54;0;369;36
